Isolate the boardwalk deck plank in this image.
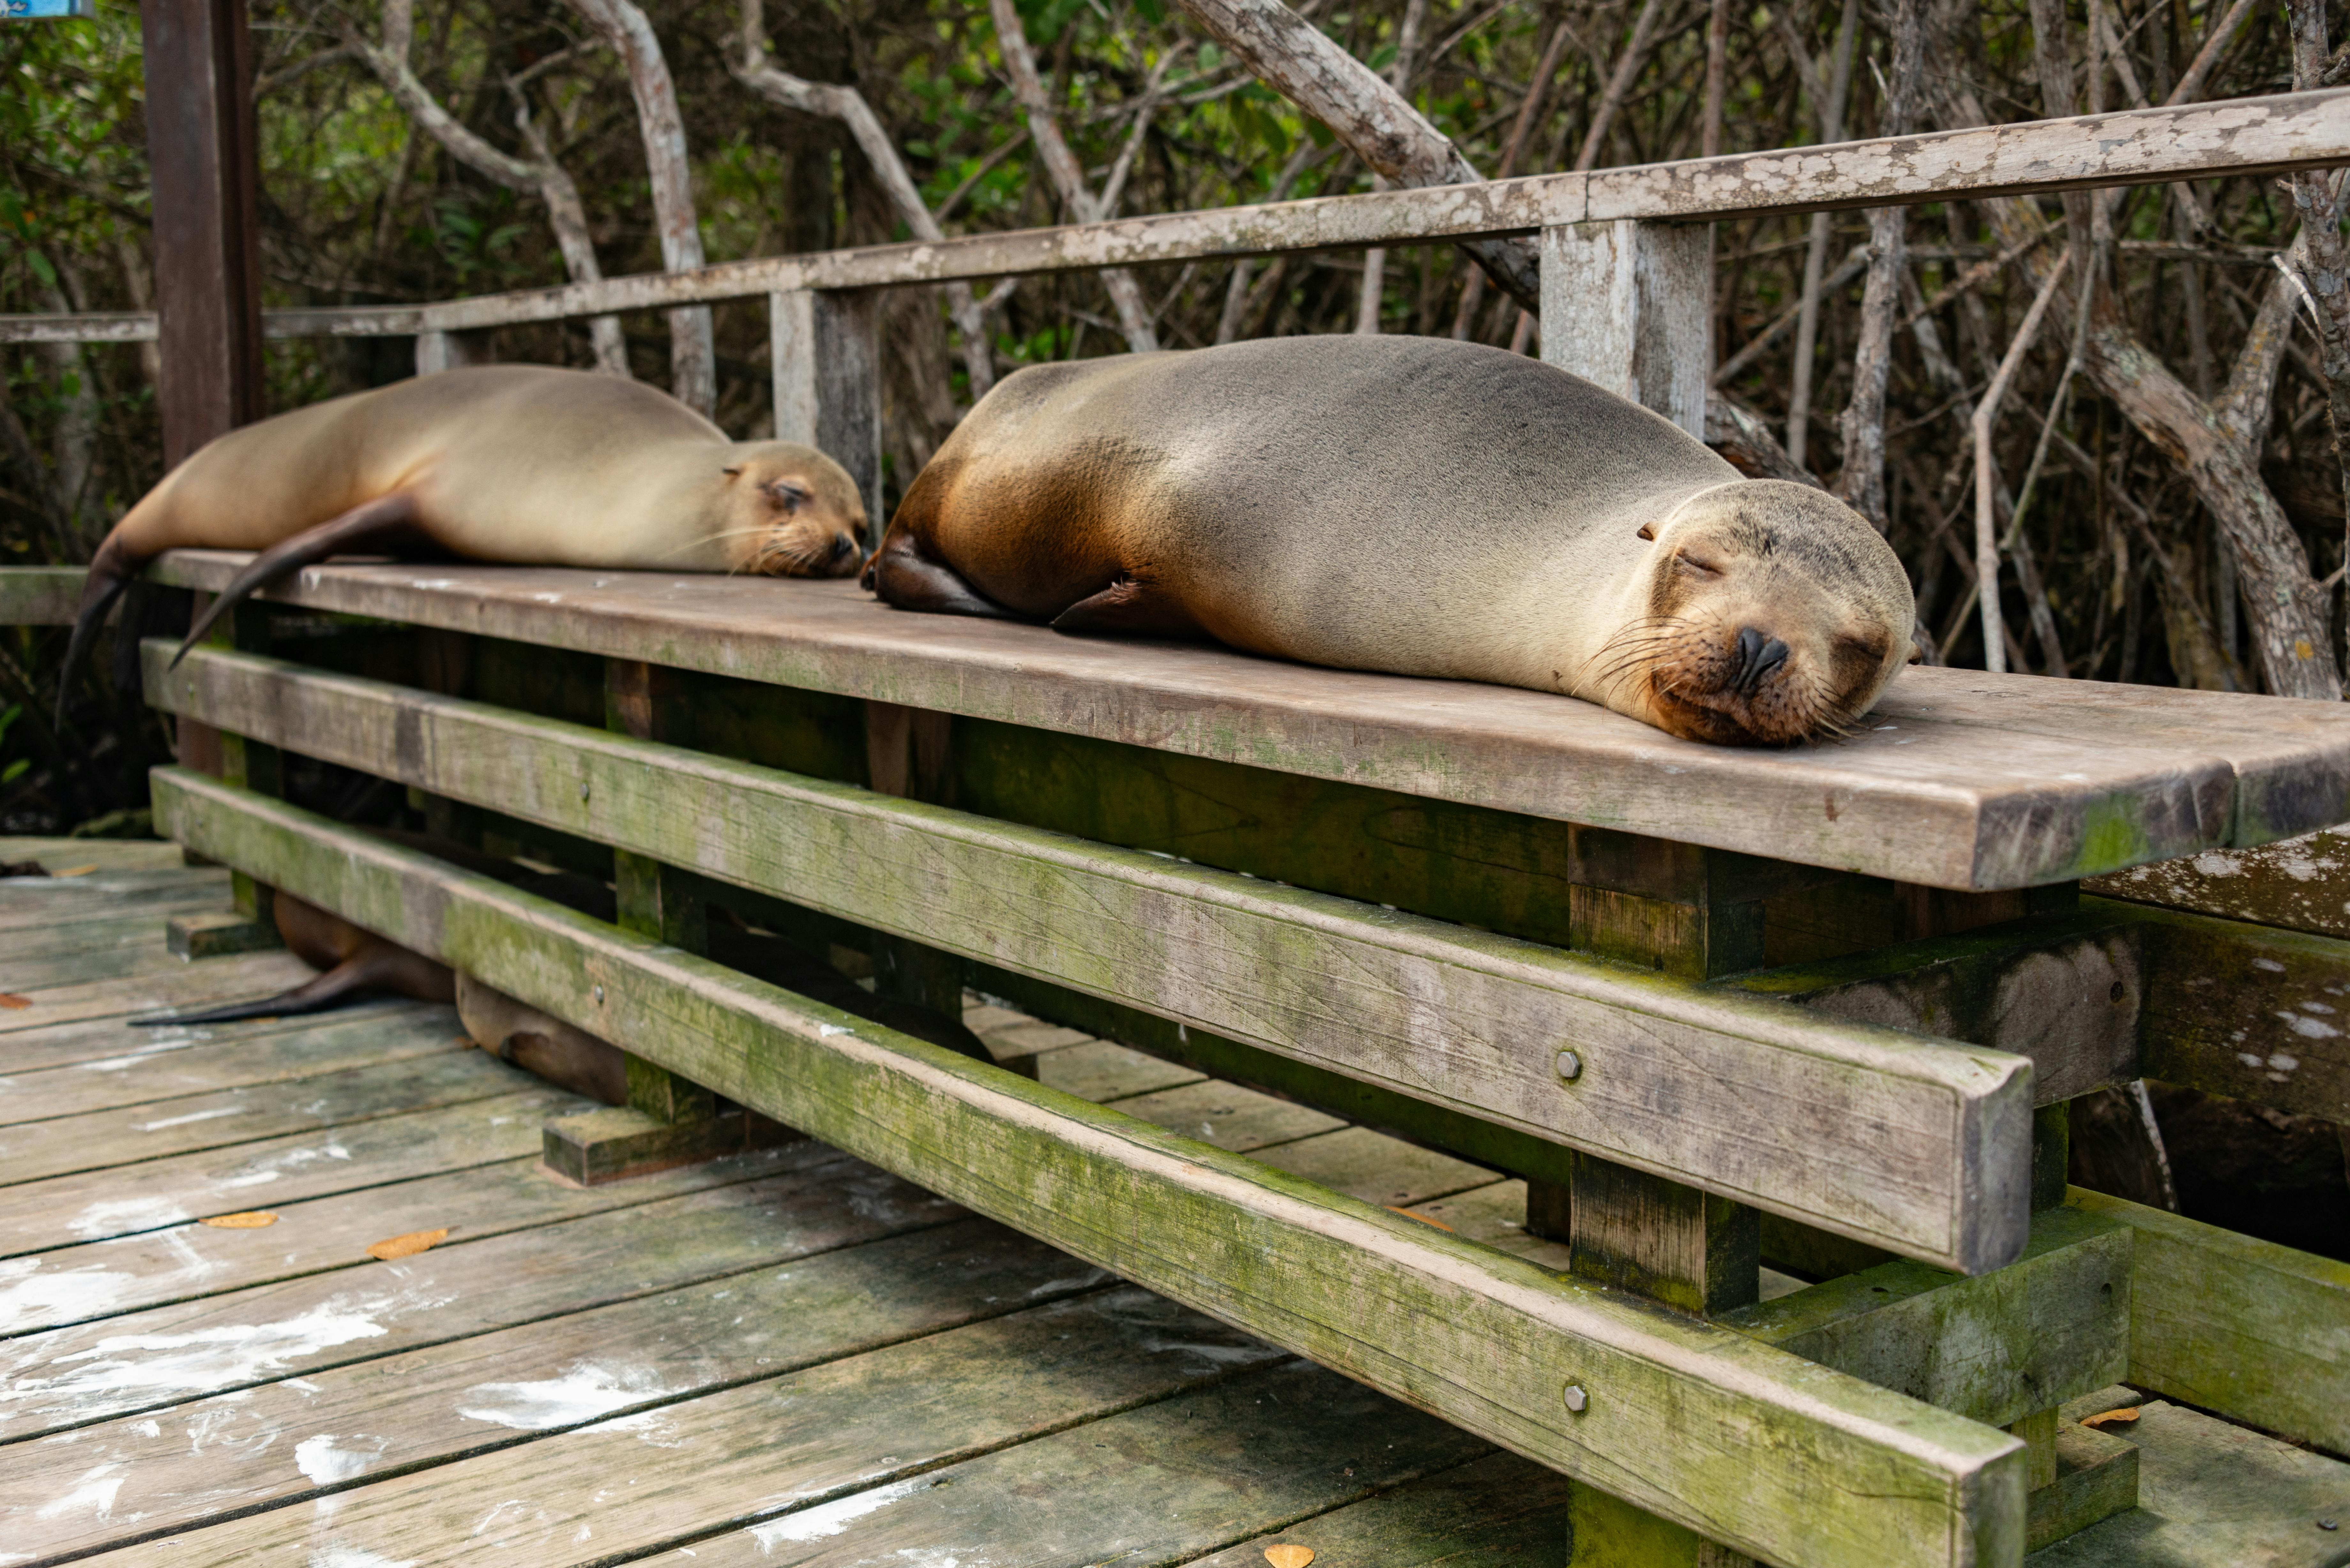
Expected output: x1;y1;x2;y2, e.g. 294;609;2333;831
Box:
0;996;424;1074
0;951;319;1035
1182;1450;1580;1566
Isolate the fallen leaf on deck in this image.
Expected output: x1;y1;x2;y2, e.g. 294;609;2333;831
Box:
53;865;98;878
0;993;29;1010
1264;1547;1315;1568
1385;1206;1454;1233
2080;1407;2140;1429
201;1211;279;1229
367;1227;450;1261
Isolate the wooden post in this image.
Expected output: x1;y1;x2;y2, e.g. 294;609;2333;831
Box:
771;288;883;547
414;329;493;376
863;700;969;1029
139;0;264;468
166;594;283;958
1540;219;1709;441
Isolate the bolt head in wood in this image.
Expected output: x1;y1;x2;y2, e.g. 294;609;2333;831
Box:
593;984;605;1004
1555;1049;1583;1081
1562;1382;1588;1413
579;780;591;801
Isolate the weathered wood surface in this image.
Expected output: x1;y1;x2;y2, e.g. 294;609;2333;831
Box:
0;1051;517;1186
3;1215;1072;1560
0;871;231;932
0;1086;587;1258
148;563;2350;886
11;92;2350;341
0;837;193;873
0;995;422;1075
0;1004;463;1125
0;565;85;625
1253;1125;1499;1208
1185;1451;1578;1567
1103;1076;1346;1153
2086;826;2350;938
0;1149;881;1438
2068;1186;2350;1457
151;770;2029;1568
0;1143;802;1339
0;950;317;1036
148;648;2035;1271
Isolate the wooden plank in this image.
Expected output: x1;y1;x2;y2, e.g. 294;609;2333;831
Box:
0;1086;588;1259
0;837;187;873
672;1361;1487;1568
2084;827;2350;938
1720;1206;2131;1430
4;923;257;992
92;1287;1294;1568
1;1215;1081;1561
0;950;316;1036
0;567;87;627
11;93;2348;343
1543;218;1710;439
1254;1126;1498;1209
147;567;2350;887
1185;1452;1577;1568
0;995;423;1075
1102;1077;1346;1153
8;904;221;966
149;771;2029;1568
0;1003;462;1126
0;1147;924;1438
1035;1039;1206;1103
0;1142;807;1340
0;1052;516;1187
0;870;231;930
148;652;2034;1270
2067;1186;2350;1456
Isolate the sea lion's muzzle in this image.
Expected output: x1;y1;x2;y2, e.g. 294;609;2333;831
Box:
1730;627;1791;695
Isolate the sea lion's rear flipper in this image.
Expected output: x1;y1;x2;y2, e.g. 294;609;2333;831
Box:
1049;577;1203;639
56;531;146;724
867;529;1015;620
130;952;381;1028
171;492;425;666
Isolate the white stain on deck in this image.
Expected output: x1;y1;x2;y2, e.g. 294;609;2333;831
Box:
295;1433;390;1485
456;1363;675;1431
750;1477;930;1548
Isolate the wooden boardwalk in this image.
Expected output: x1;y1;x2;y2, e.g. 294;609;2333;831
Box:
5;837;2345;1566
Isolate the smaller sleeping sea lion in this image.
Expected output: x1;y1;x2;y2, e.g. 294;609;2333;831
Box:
868;335;1916;745
456;975;631;1105
60;365;868;715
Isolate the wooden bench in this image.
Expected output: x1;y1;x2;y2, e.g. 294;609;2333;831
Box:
12;87;2350;1568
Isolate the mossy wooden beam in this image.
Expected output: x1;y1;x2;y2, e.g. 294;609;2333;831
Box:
148;644;2033;1273
2067;1186;2350;1455
0;565;83;626
148;766;2028;1568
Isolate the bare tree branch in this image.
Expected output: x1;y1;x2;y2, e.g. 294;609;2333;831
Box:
345;0;628;375
564;0;717;413
1974;249;2072;674
734;0;997;395
1171;0;1539;312
1573;0;1668;172
1835;0;1925;531
990;0;1161;352
2283;0;2350;671
1785;0;1860;468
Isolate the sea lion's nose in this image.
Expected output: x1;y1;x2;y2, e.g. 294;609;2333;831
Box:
831;534;857;561
1732;627;1790;694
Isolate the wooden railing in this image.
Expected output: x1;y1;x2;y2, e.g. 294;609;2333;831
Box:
8;86;2350;1568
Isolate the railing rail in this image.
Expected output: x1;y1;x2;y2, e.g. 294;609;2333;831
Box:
4;90;2347;345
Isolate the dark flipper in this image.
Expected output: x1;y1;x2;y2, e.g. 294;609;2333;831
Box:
171;492;424;666
55;532;145;726
1048;576;1205;638
130;948;404;1027
866;528;1017;619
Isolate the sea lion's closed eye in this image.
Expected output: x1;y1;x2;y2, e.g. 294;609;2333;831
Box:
768;480;810;512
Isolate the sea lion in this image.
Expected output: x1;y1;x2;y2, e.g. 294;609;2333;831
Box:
61;364;868;712
138;891;456;1027
867;335;1915;745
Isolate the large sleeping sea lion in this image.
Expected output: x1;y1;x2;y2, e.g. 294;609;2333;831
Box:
867;335;1915;745
62;364;868;710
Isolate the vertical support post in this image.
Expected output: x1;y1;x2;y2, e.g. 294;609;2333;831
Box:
772;288;884;546
1540;220;1710;441
412;629;482;849
167;596;284;957
415;329;494;376
139;0;265;468
1533;215;1757;1567
864;700;967;1027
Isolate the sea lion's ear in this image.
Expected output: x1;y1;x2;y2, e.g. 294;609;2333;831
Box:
722;464;744;478
1636;523;1655;541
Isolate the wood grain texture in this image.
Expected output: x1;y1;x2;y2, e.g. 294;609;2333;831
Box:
2084;827;2350;938
0;1049;509;1186
0;949;317;1036
0;1142;807;1339
96;1289;1292;1568
0;870;232;932
0;1214;1060;1561
150;770;2029;1568
13;92;2350;339
0;1147;891;1438
0;995;425;1075
1543;218;1711;439
145;563;2350;886
1183;1451;1577;1567
147;651;2035;1270
2067;1186;2350;1456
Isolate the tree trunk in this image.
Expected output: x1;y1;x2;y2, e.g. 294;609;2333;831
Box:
1834;0;1925;531
564;0;717;413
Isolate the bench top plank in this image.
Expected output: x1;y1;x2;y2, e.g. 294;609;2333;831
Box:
154;552;2350;889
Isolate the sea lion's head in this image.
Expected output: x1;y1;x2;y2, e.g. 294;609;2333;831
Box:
1601;480;1914;745
719;442;867;578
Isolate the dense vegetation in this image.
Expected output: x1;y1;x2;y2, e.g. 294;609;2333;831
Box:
0;0;2339;830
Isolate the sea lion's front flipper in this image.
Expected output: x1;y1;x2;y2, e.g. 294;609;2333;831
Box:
867;529;1016;619
172;492;426;665
1049;577;1203;638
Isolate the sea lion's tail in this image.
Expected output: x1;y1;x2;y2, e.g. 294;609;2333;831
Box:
171;492;424;667
56;530;145;726
129;948;404;1028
